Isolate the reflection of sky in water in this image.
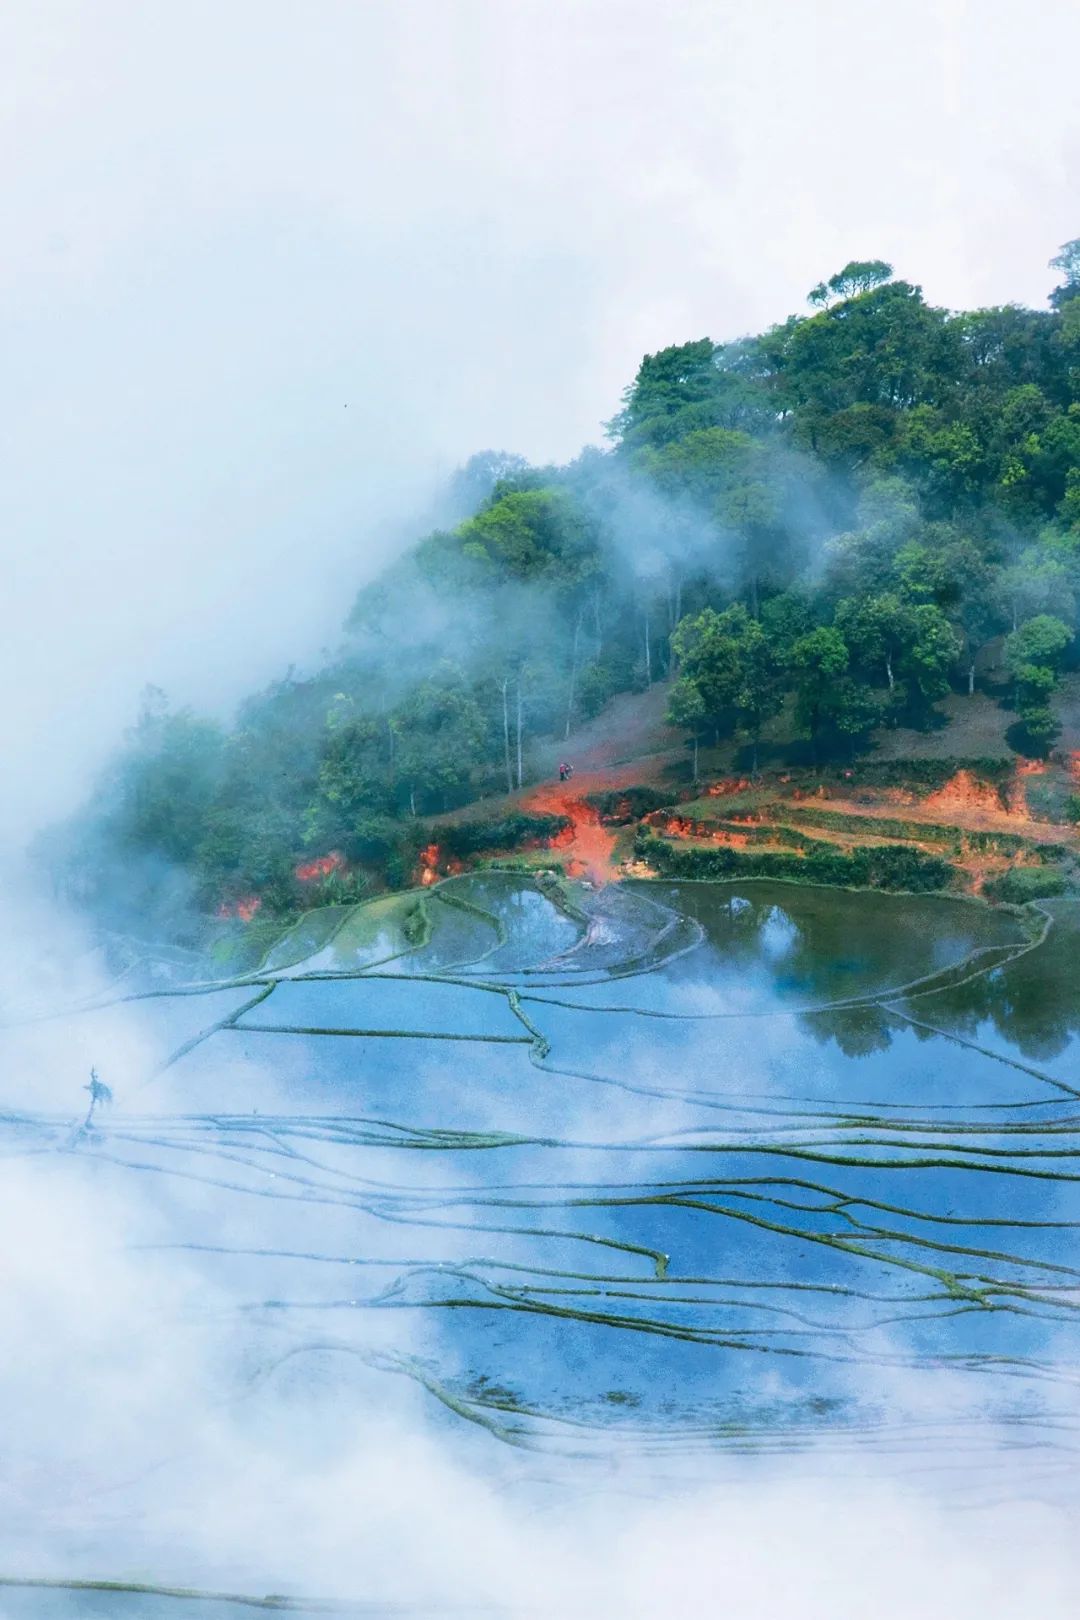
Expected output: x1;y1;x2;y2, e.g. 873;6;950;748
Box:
4;879;1080;1608
758;903;801;963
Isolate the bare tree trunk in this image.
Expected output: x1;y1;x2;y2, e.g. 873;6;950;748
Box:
593;590;603;653
387;716;395;767
515;677;523;790
501;677;513;795
565;614;582;740
409;784;416;817
968;660;976;696
885;655;894;691
692;732;699;781
644;610;652;684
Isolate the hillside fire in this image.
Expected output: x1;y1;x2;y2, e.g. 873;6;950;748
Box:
294;851;346;883
216;895;262;922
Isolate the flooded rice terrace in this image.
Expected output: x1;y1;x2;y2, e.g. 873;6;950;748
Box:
3;876;1080;1614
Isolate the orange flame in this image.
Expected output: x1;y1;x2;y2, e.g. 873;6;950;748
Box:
923;770;1011;821
217;894;262;921
295;850;346;883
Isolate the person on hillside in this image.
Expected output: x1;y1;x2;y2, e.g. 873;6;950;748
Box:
558;762;567;782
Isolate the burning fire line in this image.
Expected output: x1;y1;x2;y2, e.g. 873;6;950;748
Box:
216;895;261;922
294;851;346;882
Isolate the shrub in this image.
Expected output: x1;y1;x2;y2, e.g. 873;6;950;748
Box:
585;785;672;822
1014;705;1061;757
440;812;570;859
345;814;403;864
982;867;1068;903
635;830;954;892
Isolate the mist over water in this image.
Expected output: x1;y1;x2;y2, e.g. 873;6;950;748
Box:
3;874;1080;1616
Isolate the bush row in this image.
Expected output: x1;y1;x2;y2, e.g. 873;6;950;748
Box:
820;758;1014;793
635;830;956;892
439;812;571;860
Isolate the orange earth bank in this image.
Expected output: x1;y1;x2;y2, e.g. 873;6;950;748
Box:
522;777;622;883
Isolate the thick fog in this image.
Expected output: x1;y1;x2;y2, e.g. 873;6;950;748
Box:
2;3;1080;1614
2;0;1080;839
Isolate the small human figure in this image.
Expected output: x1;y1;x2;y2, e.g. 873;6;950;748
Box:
83;1067;114;1129
558;762;567;782
565;762;574;780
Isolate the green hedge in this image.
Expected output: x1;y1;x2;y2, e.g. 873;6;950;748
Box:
636;830;955;892
981;868;1069;903
439;812;571;860
822;758;1013;793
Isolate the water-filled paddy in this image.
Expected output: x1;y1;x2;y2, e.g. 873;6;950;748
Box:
3;876;1078;1613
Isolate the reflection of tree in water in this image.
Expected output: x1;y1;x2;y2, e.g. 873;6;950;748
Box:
801;1004;894;1057
907;911;1080;1065
802;910;1080;1066
668;881;1016;1007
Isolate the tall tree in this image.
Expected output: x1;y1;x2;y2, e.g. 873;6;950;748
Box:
789;627;850;755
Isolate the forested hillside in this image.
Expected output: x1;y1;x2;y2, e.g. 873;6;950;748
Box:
53;242;1080;930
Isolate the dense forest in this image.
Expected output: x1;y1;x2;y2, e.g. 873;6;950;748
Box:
51;241;1080;932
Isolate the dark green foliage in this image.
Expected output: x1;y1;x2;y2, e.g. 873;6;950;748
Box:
982;867;1069;903
829;758;1014;792
1013;705;1062;756
439;813;571;860
637;829;955;892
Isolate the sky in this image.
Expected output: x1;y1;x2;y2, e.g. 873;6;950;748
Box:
1;0;1079;838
